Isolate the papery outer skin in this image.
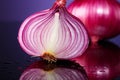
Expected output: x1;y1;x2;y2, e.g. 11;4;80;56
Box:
68;0;120;42
20;68;87;80
18;3;89;59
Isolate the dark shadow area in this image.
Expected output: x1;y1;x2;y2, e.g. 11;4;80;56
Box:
0;22;41;80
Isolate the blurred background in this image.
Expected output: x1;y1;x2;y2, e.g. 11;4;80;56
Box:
0;0;120;80
0;0;73;21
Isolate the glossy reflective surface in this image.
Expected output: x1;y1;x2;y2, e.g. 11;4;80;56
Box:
0;22;120;80
73;41;120;80
20;60;88;80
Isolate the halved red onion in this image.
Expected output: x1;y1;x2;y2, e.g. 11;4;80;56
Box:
18;0;89;59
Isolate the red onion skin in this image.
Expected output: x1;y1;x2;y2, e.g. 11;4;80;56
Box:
68;0;120;43
72;41;120;80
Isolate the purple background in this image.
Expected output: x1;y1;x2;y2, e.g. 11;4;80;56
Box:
0;0;72;21
0;0;120;79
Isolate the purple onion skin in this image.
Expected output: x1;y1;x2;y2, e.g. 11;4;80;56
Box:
68;0;120;43
73;41;120;80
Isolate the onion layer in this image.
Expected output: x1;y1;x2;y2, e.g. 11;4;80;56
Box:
18;0;89;59
68;0;120;43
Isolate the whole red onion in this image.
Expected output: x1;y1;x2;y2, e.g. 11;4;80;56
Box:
68;0;120;43
18;0;89;61
19;60;88;80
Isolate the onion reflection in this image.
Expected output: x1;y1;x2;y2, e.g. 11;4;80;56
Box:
19;59;88;80
73;41;120;80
